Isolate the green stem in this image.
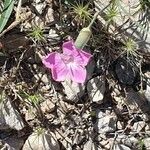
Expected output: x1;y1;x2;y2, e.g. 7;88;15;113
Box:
88;11;100;29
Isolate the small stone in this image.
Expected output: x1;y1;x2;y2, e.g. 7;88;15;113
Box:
33;16;45;27
48;29;61;44
62;79;85;101
45;8;54;25
25;109;36;121
40;99;55;113
35;1;46;14
94;111;117;133
41;85;51;91
117;121;123;130
132;121;145;132
22;129;60;150
87;76;105;103
145;124;150;131
0;97;25;130
96;110;105;118
33;73;50;84
105;142;111;149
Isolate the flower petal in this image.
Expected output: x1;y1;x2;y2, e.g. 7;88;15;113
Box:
63;41;92;66
42;52;63;69
63;40;75;55
51;63;69;81
69;65;87;83
74;49;92;66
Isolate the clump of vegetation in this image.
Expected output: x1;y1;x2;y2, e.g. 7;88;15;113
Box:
123;38;138;58
70;1;92;25
20;91;43;119
105;6;118;24
28;26;45;42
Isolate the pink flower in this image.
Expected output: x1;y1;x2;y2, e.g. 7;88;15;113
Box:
42;40;92;83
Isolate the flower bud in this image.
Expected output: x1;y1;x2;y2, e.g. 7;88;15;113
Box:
74;27;92;49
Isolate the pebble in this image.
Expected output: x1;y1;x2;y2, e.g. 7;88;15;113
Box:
132;121;145;133
22;129;60;150
34;0;46;14
33;73;50;84
0;97;25;130
62;79;85;101
87;76;106;103
94;110;117;133
25;107;36;121
48;29;61;45
117;121;124;130
40;99;55;113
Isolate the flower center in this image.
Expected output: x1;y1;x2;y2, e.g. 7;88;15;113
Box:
61;54;74;64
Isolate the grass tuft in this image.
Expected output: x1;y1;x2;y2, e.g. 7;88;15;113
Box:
71;2;92;25
123;38;138;58
28;26;45;42
105;6;118;24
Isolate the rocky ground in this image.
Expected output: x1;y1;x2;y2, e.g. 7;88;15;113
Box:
0;0;150;150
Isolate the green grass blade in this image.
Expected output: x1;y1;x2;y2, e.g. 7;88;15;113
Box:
0;0;14;33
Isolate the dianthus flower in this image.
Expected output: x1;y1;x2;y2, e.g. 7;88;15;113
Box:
42;40;92;83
